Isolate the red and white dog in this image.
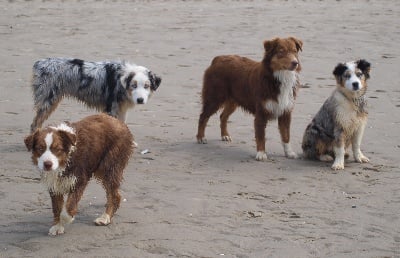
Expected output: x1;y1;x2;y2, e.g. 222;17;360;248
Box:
196;37;303;160
24;114;134;235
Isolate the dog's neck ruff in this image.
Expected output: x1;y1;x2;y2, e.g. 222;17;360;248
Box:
339;88;368;114
265;70;297;117
40;169;77;195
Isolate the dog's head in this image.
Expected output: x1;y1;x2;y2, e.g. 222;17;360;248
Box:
333;59;371;95
24;124;76;172
263;37;303;72
121;64;162;105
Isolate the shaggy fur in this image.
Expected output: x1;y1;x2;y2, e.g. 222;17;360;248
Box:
196;37;303;161
302;59;371;170
24;114;134;235
30;58;162;133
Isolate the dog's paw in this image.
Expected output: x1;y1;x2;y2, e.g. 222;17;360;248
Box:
49;224;65;236
331;162;344;170
197;137;207;144
94;213;111;226
221;135;232;142
60;210;74;224
283;143;297;159
285;150;298;159
132;140;139;148
255;151;268;161
319;154;334;162
355;153;370;163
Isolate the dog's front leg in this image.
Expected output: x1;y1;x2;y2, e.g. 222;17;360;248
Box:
254;110;268;161
48;193;65;236
352;121;369;163
278;112;297;159
332;134;346;170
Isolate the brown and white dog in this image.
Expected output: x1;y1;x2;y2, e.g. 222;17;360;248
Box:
24;114;134;235
302;60;371;170
196;37;303;160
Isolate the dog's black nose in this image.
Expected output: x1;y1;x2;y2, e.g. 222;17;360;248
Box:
352;82;359;90
137;98;144;104
44;161;53;171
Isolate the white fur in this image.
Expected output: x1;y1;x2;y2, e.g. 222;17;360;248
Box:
266;70;296;117
122;64;153;104
50;123;75;135
94;213;111;226
40;171;77;195
255;151;268;161
283;143;297;159
343;61;364;92
37;133;60;171
48;223;64;236
332;146;345;170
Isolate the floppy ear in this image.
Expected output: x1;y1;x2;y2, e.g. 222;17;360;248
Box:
24;132;37;151
263;38;278;55
333;63;347;77
289;37;303;52
149;71;162;91
57;130;77;152
356;59;371;79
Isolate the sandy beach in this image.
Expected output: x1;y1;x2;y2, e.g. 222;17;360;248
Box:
1;1;399;257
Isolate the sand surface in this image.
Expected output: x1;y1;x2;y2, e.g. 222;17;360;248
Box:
1;1;400;257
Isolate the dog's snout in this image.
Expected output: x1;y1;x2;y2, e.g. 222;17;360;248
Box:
352;82;359;90
44;161;53;171
291;61;299;70
136;98;144;104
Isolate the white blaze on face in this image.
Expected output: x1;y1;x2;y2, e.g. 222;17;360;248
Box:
125;65;152;104
37;132;60;171
344;62;363;91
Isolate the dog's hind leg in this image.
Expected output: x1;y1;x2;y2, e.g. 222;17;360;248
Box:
31;98;62;133
220;101;237;142
196;101;222;144
95;180;121;226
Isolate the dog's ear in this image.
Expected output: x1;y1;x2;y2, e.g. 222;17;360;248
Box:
57;130;77;152
333;63;348;78
356;59;371;79
289;37;303;52
263;38;278;55
148;71;162;91
24;132;37;151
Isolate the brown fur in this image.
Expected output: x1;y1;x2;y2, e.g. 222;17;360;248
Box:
24;114;134;235
196;37;303;160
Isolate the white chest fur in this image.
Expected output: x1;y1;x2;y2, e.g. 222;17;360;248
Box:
333;91;367;135
41;170;77;195
266;70;296;118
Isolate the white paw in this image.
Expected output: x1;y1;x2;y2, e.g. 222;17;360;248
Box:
355;153;369;163
255;151;268;161
60;210;74;224
221;135;232;142
283;143;297;159
319;154;334;162
94;213;111;226
331;162;345;170
285;150;298;159
49;224;65;236
197;137;207;144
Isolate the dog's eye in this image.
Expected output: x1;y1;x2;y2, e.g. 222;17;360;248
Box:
343;73;351;79
144;83;150;89
131;82;138;89
356;72;363;77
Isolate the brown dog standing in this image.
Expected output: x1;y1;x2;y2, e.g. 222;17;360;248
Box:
197;37;303;161
24;114;134;235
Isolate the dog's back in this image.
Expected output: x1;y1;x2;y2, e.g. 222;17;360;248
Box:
71;113;134;177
